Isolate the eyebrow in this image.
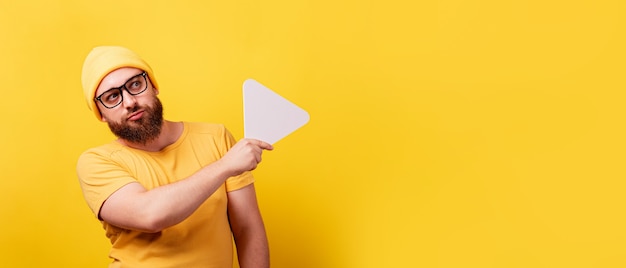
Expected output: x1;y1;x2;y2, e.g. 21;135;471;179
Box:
105;72;144;92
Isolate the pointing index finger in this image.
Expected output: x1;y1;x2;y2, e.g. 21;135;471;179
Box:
253;139;274;150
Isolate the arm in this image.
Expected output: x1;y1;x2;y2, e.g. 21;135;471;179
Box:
99;139;273;233
228;183;270;268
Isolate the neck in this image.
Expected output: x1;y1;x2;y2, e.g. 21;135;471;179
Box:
118;120;183;152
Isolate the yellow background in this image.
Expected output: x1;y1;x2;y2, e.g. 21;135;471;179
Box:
1;0;625;267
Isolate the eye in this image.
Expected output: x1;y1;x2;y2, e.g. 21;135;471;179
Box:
105;92;120;103
128;81;142;90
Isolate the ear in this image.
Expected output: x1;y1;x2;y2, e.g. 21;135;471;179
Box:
99;111;108;122
96;108;107;122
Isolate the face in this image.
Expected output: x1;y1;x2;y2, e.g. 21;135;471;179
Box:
95;67;163;144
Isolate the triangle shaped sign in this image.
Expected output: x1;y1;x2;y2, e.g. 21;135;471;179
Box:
243;79;310;145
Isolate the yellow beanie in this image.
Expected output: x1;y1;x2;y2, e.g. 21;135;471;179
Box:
81;46;158;121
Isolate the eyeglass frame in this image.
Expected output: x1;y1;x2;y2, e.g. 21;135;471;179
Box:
94;72;149;109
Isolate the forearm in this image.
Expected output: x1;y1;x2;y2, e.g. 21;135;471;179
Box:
100;160;234;232
99;138;271;233
228;185;270;268
138;161;232;230
233;224;270;268
138;138;271;231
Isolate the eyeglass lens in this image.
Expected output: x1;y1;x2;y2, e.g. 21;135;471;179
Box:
97;73;147;108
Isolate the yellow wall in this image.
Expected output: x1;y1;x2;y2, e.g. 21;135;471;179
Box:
1;0;625;267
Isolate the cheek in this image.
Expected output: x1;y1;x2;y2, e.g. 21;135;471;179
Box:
100;110;122;123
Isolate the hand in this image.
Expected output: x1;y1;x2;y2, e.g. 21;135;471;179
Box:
219;139;273;177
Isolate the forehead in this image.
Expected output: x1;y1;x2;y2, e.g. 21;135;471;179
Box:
95;67;143;96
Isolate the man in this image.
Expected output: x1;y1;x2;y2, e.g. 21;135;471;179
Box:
77;46;272;268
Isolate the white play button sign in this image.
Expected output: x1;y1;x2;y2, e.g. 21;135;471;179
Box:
243;79;310;145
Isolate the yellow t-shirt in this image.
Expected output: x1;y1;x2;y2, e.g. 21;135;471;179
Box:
77;122;254;268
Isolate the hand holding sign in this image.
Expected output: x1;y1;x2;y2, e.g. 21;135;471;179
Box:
243;79;310;145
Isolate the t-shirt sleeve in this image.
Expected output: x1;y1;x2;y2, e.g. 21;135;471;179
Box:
76;149;137;218
219;125;256;192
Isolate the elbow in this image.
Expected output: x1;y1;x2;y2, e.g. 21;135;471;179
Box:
135;211;172;233
142;215;172;233
141;223;165;233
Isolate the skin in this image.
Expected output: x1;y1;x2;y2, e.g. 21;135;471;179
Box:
94;67;271;268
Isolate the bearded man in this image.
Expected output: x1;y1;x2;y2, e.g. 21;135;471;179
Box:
77;46;272;268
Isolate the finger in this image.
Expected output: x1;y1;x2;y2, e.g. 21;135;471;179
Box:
241;138;273;151
252;139;273;150
253;147;262;156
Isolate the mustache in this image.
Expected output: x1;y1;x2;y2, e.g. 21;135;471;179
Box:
126;104;141;114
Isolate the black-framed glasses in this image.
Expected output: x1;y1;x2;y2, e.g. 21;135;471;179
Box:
94;72;148;109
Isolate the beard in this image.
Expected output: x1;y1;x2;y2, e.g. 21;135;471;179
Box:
106;97;164;145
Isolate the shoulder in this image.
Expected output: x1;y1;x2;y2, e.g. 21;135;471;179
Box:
185;122;229;137
78;142;125;162
183;122;238;152
77;141;142;169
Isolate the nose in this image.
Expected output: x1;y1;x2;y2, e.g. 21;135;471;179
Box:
121;89;138;108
